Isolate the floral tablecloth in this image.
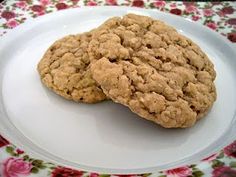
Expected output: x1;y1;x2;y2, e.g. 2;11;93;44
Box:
0;0;236;43
0;1;236;177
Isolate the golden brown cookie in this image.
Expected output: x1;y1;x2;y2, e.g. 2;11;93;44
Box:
89;14;216;128
37;33;107;103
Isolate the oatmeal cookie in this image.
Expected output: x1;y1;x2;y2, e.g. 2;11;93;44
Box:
37;33;107;103
90;14;216;128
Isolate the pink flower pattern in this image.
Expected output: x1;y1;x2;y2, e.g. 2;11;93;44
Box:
224;140;236;158
106;0;117;6
212;166;236;177
15;1;27;9
0;1;235;42
6;20;19;28
40;0;51;6
86;1;97;6
89;173;99;177
228;18;236;25
2;157;32;177
202;153;218;161
51;167;83;177
206;22;217;30
31;5;44;12
154;1;166;8
203;9;214;17
169;4;176;8
1;11;15;20
192;15;200;21
164;166;192;177
55;2;68;10
16;149;24;155
221;7;234;15
185;5;197;14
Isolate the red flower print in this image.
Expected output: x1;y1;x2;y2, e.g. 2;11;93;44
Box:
211;2;221;6
212;166;236;177
185;5;197;14
170;8;182;16
227;33;236;43
154;1;166;8
2;157;32;177
106;0;117;5
90;173;99;177
206;22;217;30
51;167;83;177
71;0;79;4
86;1;97;6
40;0;51;6
227;18;236;25
16;149;24;155
221;7;234;15
192;16;200;21
36;11;45;16
164;166;192;177
183;1;195;7
202;153;218;161
0;135;9;148
1;11;15;20
55;3;68;10
224;140;236;157
31;5;44;12
203;9;214;17
132;0;144;8
170;4;176;8
15;1;27;9
115;175;136;177
6;20;19;28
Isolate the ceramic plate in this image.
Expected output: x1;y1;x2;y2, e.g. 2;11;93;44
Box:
0;6;236;176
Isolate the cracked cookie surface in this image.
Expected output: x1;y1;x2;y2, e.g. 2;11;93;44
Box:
90;14;216;128
37;33;107;103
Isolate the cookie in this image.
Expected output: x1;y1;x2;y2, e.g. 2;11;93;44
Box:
37;33;107;103
89;14;216;128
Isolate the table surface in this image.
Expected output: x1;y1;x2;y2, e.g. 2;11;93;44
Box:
0;1;236;177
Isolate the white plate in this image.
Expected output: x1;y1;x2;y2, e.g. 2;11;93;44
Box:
0;6;236;174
